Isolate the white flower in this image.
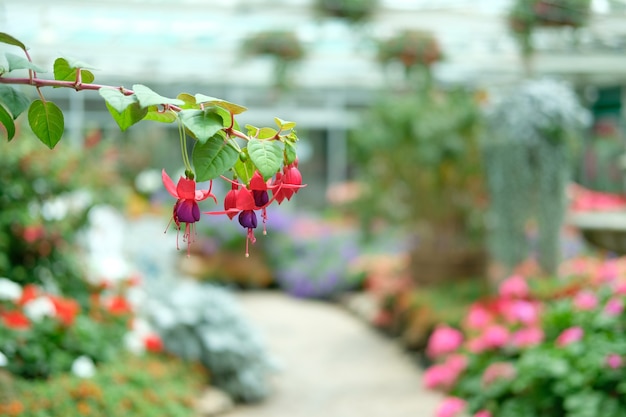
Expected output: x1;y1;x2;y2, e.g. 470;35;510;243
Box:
124;331;145;355
0;351;7;367
71;355;96;378
0;278;22;302
23;296;56;322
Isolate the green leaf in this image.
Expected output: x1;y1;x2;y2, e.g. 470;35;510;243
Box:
132;84;184;108
0;32;27;50
234;151;256;185
98;88;137;113
53;58;95;85
179;109;224;144
194;94;247;114
105;101;148;131
5;53;46;73
258;127;278;139
64;57;97;70
144;106;177;123
0;85;31;119
284;140;297;164
192;135;239;181
247;138;282;180
275;117;296;130
245;124;259;136
0;104;15;141
177;93;197;108
28;100;64;149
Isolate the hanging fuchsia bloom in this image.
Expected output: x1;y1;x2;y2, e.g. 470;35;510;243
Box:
162;169;217;254
272;161;304;204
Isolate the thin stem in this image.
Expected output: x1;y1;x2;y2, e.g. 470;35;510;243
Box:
176;113;192;173
0;75;251;140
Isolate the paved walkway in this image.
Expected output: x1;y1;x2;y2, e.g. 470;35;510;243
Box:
226;292;442;417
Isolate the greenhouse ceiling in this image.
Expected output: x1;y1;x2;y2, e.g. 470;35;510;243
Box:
2;0;626;89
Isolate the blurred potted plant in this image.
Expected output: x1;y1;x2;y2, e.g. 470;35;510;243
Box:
313;0;378;24
483;78;589;277
377;30;442;80
350;84;486;286
241;30;305;90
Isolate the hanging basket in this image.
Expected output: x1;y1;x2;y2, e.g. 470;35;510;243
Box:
313;0;378;24
508;0;592;34
377;30;442;70
241;31;304;62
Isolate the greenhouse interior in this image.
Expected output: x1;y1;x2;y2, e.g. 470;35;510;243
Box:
2;0;626;416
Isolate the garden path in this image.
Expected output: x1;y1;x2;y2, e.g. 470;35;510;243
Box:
225;291;442;417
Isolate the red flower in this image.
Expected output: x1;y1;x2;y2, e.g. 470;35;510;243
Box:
18;284;39;306
106;295;132;316
144;333;164;353
48;296;80;326
208;172;277;257
162;169;217;255
1;310;30;329
272;162;304;204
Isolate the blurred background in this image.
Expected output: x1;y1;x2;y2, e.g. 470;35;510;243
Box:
3;1;626;416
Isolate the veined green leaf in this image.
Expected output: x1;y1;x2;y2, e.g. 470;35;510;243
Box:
0;85;30;119
192;134;239;181
274;117;296;130
195;94;247;114
179;109;224;144
28;100;64;149
247;138;282;180
53;58;95;85
144;106;177;123
0;104;15;141
98;88;137;113
0;33;27;50
5;52;46;73
133;84;184;108
105;101;148;131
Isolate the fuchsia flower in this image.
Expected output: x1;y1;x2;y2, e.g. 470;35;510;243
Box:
498;274;529;299
427;325;464;358
423;354;468;391
208;170;305;256
573;290;598;311
606;354;623;369
436;397;467;417
464;303;493;329
556;326;584;347
474;410;493;417
511;326;544;348
482;324;510;349
482;362;516;386
272;161;303;204
604;297;624;316
162;169;217;255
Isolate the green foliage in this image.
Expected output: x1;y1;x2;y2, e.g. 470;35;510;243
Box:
483;78;589;274
349;86;485;249
0;32;301;190
4;353;206;417
0;131;128;295
425;268;626;417
145;280;276;403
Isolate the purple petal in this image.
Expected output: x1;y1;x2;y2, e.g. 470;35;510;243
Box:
176;199;200;223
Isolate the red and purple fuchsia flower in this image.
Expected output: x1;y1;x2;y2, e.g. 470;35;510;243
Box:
208;166;304;257
162;169;217;255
